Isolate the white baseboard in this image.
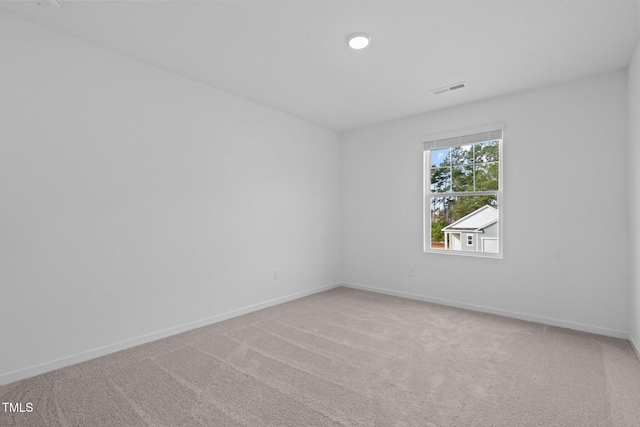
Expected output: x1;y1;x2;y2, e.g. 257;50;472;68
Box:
629;333;640;362
340;282;630;339
0;283;341;386
4;282;633;386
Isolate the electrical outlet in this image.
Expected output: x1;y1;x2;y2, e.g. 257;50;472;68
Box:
409;267;415;277
274;268;280;280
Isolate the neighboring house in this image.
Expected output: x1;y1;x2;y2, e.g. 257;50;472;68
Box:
441;205;498;253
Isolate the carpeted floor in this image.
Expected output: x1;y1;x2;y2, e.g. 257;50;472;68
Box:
2;287;640;426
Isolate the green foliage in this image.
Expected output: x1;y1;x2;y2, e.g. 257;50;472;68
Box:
451;195;497;220
475;141;499;163
431;218;448;242
430;167;450;192
474;163;499;191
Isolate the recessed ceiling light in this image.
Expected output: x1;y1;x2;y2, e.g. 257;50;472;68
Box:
347;33;371;50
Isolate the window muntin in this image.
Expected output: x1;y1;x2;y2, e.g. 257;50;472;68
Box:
429;141;499;193
424;129;503;257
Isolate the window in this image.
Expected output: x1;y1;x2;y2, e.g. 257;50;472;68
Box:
424;128;503;257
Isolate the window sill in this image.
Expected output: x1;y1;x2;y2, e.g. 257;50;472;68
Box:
424;249;503;259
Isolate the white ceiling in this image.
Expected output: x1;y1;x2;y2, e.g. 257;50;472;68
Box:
1;0;638;132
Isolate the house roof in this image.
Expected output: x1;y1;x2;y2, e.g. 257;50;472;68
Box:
442;205;497;233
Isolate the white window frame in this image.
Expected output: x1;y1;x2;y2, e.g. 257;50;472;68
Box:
423;124;504;259
467;235;474;246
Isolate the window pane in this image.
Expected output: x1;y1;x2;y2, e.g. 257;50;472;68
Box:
474;162;499;191
452;165;473;192
425;133;502;256
430;195;498;253
451;145;473;165
430;167;450;193
430;196;453;249
430;148;450;168
474;140;500;163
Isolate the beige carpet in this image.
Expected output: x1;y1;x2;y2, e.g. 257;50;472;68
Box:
2;287;640;426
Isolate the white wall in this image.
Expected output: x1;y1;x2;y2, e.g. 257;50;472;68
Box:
0;12;341;383
1;7;636;387
342;71;630;337
630;36;640;351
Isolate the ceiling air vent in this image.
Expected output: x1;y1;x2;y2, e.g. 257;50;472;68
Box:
431;81;467;96
35;0;62;8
